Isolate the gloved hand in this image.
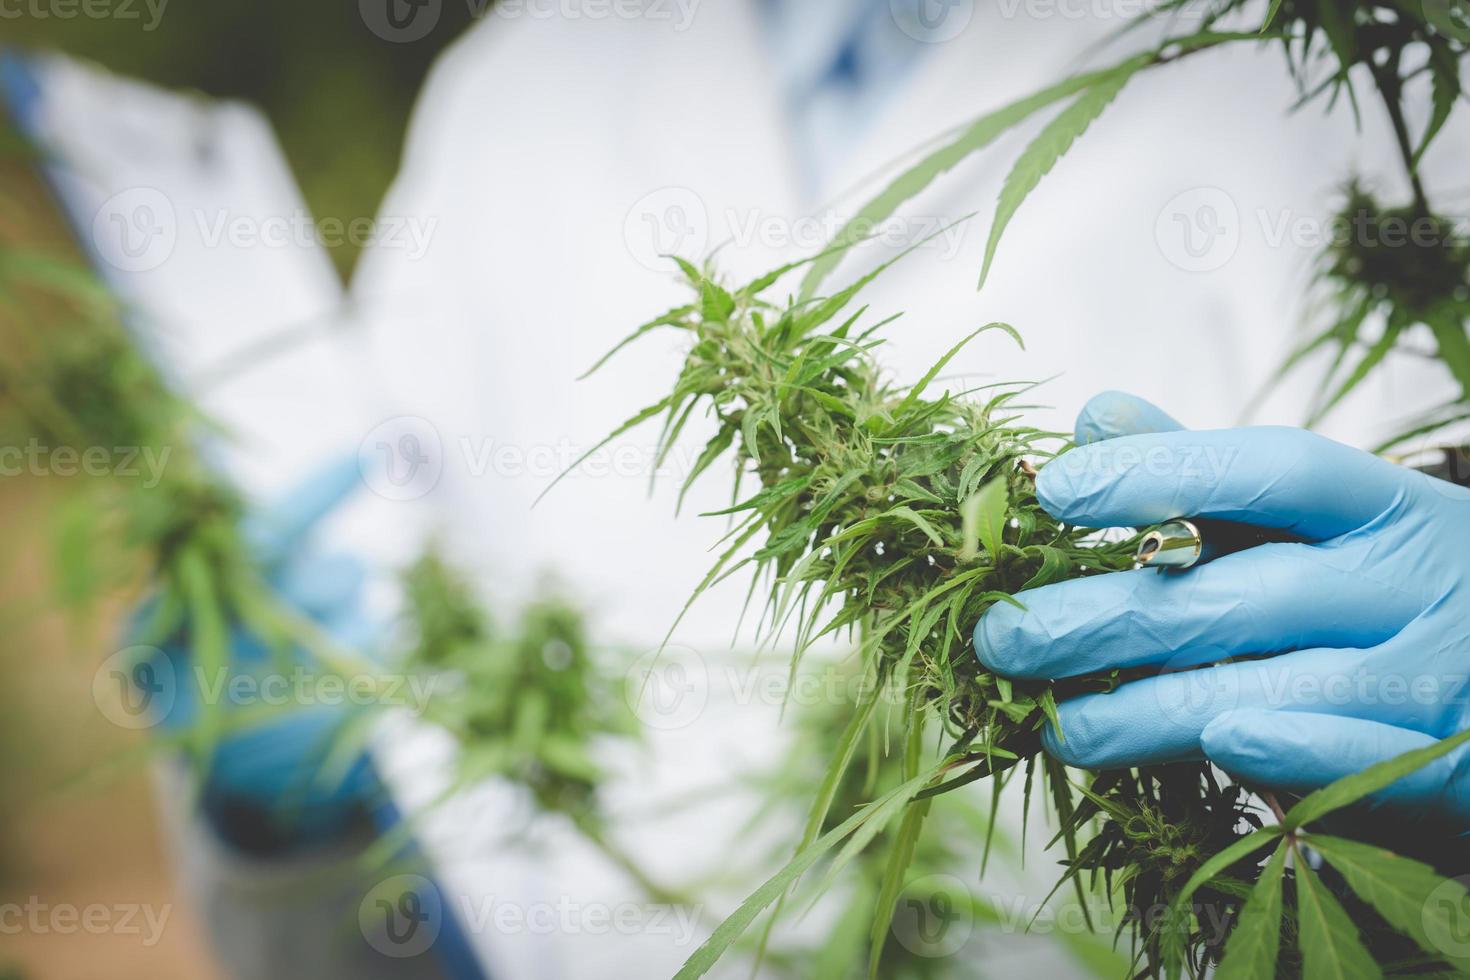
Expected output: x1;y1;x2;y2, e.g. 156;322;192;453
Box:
132;458;382;853
974;391;1470;829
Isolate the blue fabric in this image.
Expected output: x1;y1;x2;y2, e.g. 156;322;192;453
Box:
370;795;492;980
758;0;931;195
130;457;382;850
0;49;42;133
976;391;1470;830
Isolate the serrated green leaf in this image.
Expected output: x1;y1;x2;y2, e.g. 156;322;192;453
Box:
868;796;931;977
798;57;1150;298
1309;834;1470;967
1308;322;1403;427
978;66;1140;288
1215;840;1288;980
1296;853;1382;980
881;505;946;547
1415;49;1461;166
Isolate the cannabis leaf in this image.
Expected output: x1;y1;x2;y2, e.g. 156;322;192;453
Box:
1295;852;1381;980
978;65;1140;288
1214;840;1289;980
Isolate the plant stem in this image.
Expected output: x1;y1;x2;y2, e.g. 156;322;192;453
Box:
1262;790;1287;825
1368;55;1429;213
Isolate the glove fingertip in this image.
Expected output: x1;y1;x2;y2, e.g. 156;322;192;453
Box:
1074;390;1184;445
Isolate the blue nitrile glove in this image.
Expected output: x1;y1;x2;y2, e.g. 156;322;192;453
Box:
974;391;1470;828
132;457;382;853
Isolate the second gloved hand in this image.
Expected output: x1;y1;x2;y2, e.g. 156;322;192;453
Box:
974;391;1470;829
131;458;382;853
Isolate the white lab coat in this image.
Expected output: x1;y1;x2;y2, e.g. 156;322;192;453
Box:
18;3;1468;977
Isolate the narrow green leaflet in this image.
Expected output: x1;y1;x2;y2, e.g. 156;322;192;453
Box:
797;58;1150;298
961;476;1009;562
1295;853;1382;980
1307;322;1402;427
671;767;941;980
978;64;1142;288
867;797;931;978
1261;0;1285;31
1414;46;1461;166
1309;834;1470;968
1427;314;1470;404
1214;840;1289;980
1285;728;1470;830
895;321;1021;416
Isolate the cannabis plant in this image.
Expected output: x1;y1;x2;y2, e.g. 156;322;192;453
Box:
388;549;679;903
1266;183;1470;452
565;251;1470;978
742;662;1128;979
801;1;1468;301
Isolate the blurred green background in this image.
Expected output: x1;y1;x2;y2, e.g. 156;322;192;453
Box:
2;7;478;977
5;0;481;276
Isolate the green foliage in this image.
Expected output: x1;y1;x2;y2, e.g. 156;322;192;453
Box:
581;249;1470;978
397;550;636;820
1181;727;1470;977
571;252;1302;976
1295;851;1381;979
742;664;1129;979
390;550;684;903
804;2;1469;311
0;245;294;771
1213;842;1288;980
1270;184;1470;447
